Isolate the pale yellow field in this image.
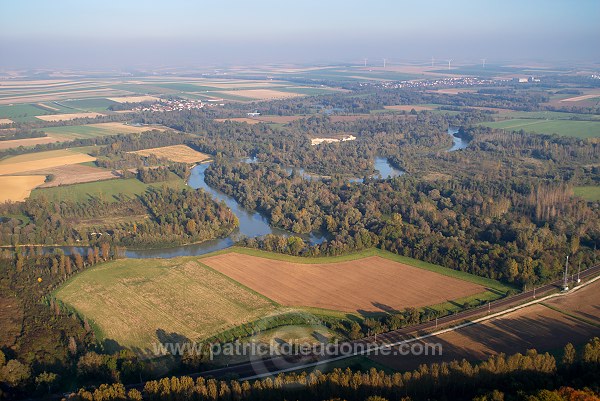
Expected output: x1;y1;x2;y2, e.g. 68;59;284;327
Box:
131;144;210;163
0;136;60;150
56;259;276;348
0;89;130;105
35;112;104;122
0;119;13;125
219;89;303;100
36;102;60;111
107;95;160;103
207;81;285;89
33;164;118;188
561;94;600;102
0;149;95;175
0;175;46;202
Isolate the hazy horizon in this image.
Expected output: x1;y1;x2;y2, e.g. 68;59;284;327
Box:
1;0;599;70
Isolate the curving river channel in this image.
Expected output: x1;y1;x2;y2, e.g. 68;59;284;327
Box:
41;127;467;259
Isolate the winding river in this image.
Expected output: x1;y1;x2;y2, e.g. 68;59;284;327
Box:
37;127;467;259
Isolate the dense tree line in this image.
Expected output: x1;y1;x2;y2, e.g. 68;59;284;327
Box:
0;129;46;142
0;187;238;248
137;166;171;183
0;248;122;399
208;157;599;287
62;338;600;401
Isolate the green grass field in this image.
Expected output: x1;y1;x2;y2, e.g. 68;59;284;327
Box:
60;98;119;112
0;104;55;122
42;122;159;140
43;125;120;140
574;186;600;201
275;87;339;96
503;110;600;121
480;118;600;138
30;174;185;203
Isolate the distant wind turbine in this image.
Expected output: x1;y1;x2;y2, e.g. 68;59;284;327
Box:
363;58;367;67
447;59;453;70
383;58;387;68
481;58;486;68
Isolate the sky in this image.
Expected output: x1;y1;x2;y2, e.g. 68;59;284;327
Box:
1;0;598;69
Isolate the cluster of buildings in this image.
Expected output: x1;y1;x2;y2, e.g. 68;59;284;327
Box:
361;76;499;90
132;98;206;113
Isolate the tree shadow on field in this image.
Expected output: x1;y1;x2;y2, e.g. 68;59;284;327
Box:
156;329;192;346
486;287;507;296
102;338;125;354
313;331;329;343
357;309;389;319
371;302;400;314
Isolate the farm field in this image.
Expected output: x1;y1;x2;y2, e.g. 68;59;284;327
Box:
370;278;600;372
33;164;118;188
216;89;303;100
53;247;511;349
42;122;161;140
200;250;497;313
0;118;12;125
0;175;46;202
503;110;600;121
574;186;600;201
30;173;185;202
131;144;210;163
0;135;61;150
480;118;600;138
35;112;104;122
58;98;120;112
545;278;600;325
0;149;95;175
106;95;160;103
0;103;57;122
55;258;277;348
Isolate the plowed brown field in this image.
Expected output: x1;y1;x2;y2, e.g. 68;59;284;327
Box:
201;253;485;313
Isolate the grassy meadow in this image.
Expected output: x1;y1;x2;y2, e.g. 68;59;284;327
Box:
574;186;600;201
480;118;600;138
30;173;186;203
